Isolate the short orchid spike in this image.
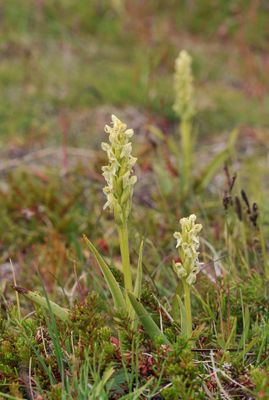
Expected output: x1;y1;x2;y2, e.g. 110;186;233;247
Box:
173;214;202;286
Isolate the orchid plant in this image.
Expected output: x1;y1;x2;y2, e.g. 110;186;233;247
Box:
84;115;169;344
173;214;202;338
152;49;238;198
173;50;196;194
15;115;203;347
101;115;137;297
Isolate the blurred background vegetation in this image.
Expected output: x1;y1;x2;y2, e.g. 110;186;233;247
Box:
0;0;269;149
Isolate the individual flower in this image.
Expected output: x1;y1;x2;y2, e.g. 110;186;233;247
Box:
101;115;137;224
173;214;202;285
173;50;196;121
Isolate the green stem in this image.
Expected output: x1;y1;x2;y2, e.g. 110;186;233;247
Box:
171;283;181;322
183;281;192;338
118;222;133;294
259;224;269;280
181;119;192;193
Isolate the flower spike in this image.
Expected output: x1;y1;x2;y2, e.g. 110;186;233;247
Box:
173;214;202;285
101;115;137;225
173;50;196;121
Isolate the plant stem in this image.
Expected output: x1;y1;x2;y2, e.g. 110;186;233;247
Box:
118;222;133;294
171;283;181;322
181;118;192;193
259;223;269;280
183;281;192;338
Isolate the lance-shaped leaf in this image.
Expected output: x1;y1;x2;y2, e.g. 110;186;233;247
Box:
128;292;170;345
196;128;239;191
83;235;126;312
14;286;69;322
196;147;229;191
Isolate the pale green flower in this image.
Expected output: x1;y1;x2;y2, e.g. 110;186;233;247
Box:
173;261;187;279
101;115;137;224
173;214;202;285
173;50;195;121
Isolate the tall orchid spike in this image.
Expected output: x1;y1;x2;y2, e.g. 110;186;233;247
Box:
173;50;196;121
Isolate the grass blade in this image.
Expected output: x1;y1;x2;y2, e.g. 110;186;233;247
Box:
120;378;154;399
95;367;115;397
0;393;24;399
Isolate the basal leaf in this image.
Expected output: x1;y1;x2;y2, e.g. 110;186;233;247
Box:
128;292;170;345
83;235;126;312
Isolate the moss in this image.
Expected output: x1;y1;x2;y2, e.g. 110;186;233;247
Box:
0;309;37;393
140;282;159;310
163;340;205;400
109;264;125;287
45;383;62;400
70;292;111;350
250;368;269;399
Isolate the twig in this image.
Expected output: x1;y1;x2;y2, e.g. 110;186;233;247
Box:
28;357;34;400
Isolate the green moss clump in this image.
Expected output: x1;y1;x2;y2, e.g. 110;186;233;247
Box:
0;307;37;394
70;292;112;351
162;339;205;400
250;367;269;399
109;264;124;287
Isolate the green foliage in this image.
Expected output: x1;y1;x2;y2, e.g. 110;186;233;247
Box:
14;286;70;322
0;169;96;260
250;367;269;399
84;235;127;312
70;292;111;350
128;292;170;345
163;340;205;400
0;309;37;393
